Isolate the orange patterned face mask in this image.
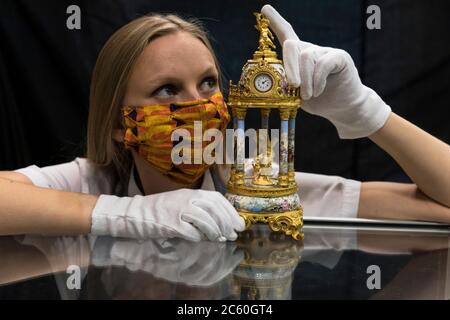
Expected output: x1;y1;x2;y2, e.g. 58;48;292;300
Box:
122;92;230;185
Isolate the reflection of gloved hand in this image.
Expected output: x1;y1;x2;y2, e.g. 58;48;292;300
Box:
262;5;391;139
91;237;244;287
91;189;245;242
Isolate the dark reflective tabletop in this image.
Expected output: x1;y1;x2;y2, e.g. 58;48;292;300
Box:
1;223;450;300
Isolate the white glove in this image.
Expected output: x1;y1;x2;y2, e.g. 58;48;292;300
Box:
91;237;243;287
261;5;391;139
91;189;246;242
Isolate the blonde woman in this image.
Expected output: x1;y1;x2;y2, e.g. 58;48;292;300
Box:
0;5;449;242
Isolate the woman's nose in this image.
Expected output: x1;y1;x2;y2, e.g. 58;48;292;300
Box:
180;86;203;101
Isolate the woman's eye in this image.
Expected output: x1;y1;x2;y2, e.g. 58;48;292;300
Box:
152;85;178;98
200;76;218;92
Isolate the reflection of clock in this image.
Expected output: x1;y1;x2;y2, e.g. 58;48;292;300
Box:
254;73;273;93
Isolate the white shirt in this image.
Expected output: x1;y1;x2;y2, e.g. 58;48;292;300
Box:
14;157;361;219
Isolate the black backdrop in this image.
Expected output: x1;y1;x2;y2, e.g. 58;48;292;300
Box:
1;0;449;183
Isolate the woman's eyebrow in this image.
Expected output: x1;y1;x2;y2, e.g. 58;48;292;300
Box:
198;66;218;79
146;65;218;88
147;76;182;88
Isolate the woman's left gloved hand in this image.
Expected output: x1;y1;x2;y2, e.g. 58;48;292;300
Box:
261;5;391;139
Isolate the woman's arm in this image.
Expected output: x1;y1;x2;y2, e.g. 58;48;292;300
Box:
358;113;450;222
358;181;450;223
0;172;97;236
0;171;244;240
368;113;450;208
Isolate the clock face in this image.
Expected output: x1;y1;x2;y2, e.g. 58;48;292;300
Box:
254;73;273;93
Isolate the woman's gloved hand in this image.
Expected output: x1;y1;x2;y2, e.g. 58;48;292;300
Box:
90;189;245;242
261;5;391;139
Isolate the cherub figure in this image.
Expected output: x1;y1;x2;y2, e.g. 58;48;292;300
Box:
254;13;276;51
252;153;273;186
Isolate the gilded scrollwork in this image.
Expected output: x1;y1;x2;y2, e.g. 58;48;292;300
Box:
238;210;304;240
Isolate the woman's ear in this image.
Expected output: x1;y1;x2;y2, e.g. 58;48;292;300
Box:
113;129;125;143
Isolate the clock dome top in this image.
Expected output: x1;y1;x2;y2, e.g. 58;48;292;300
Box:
227;12;301;109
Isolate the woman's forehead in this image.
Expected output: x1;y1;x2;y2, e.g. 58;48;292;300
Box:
133;32;217;80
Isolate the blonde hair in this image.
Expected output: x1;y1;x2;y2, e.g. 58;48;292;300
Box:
86;13;222;190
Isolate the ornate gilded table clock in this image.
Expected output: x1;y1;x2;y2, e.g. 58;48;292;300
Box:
225;12;304;240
